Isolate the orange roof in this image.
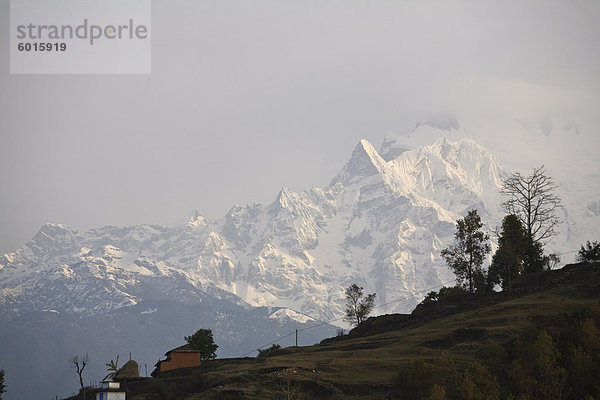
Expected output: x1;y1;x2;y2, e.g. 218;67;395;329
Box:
165;344;202;356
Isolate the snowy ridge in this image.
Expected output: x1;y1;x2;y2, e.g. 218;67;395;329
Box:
0;134;594;326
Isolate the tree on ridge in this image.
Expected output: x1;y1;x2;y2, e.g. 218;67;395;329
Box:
344;284;376;326
442;209;491;293
501;165;562;272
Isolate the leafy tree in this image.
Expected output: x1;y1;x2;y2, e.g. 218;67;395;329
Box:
0;369;5;400
394;357;450;400
421;286;468;304
103;355;119;381
501;166;562;272
578;241;600;263
343;283;376;326
422;290;440;304
521;237;547;273
511;330;568;400
563;307;600;399
394;354;499;400
441;210;491;293
451;362;500;400
185;329;218;360
544;252;561;271
427;384;447;400
257;344;281;358
70;354;89;393
488;214;526;291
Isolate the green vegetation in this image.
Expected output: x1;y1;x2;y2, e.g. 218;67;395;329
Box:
0;369;5;400
488;214;526;291
422;286;468;304
578;240;600;263
343;283;376;326
103;355;119;381
393;355;499;400
439;167;566;296
111;263;599;400
393;302;600;399
501;165;562;273
257;344;282;358
185;328;219;360
441;209;491;293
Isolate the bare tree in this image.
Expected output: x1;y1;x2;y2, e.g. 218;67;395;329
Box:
501;165;562;245
71;354;89;392
343;284;376;326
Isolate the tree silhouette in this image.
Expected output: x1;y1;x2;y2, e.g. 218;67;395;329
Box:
501;166;561;272
0;369;5;400
577;241;600;263
257;344;281;358
343;284;376;326
442;210;491;293
488;214;526;291
71;354;89;393
103;355;119;381
185;329;218;360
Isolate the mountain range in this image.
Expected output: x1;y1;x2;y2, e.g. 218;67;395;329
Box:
1;123;597;399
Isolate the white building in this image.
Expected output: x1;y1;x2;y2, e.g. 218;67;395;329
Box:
96;381;126;400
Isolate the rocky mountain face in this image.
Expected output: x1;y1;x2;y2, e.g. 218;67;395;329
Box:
211;136;504;320
1;131;595;400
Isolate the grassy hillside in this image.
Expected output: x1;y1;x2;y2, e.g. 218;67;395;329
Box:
70;262;600;400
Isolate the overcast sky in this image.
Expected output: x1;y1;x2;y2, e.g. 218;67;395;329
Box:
1;0;599;254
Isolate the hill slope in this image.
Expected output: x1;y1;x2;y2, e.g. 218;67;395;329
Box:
114;262;600;400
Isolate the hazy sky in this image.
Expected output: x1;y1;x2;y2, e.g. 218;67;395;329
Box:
1;0;599;254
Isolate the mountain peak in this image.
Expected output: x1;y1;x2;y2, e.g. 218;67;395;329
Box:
41;222;73;232
187;210;209;228
276;186;290;200
380;119;466;161
271;187;301;213
427;136;494;166
33;222;76;243
357;138;373;150
433;134;450;145
330;139;387;186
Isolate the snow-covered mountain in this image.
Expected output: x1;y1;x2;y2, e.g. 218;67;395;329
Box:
1;130;597;399
2;130;595;324
0;135;506;322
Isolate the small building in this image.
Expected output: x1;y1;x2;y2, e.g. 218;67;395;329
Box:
96;381;126;400
152;344;202;376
